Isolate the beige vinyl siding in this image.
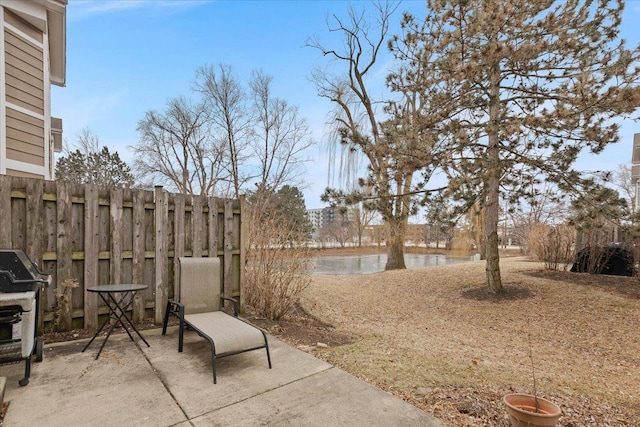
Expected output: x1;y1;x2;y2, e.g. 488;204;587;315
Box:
5;168;44;179
3;9;46;170
4;29;45;115
5;107;45;166
3;9;43;43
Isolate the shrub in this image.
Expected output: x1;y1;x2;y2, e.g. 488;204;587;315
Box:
243;202;312;320
527;224;575;271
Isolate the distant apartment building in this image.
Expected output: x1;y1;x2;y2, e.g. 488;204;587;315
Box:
306;208;325;231
0;0;67;179
307;207;352;231
307;207;358;243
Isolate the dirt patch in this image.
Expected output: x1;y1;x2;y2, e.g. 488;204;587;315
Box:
244;303;360;349
460;282;535;302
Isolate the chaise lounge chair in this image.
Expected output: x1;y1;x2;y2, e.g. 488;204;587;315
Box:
162;257;271;383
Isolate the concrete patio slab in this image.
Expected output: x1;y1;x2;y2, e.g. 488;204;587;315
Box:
190;366;438;427
146;330;332;419
2;337;186;427
1;327;443;427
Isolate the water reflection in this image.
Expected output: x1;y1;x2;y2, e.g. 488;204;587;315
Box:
310;253;472;275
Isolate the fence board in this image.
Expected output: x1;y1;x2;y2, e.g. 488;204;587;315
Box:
173;193;185;300
192;196;203;257
56;182;73;330
25;179;43;261
110;188;123;284
208;196;218;258
84;184;99;328
223;199;233;301
42;180;56;317
11;178;26;250
132;189;145;322
26;179;44;332
0;177;11;246
154;186;169;324
239;195;246;306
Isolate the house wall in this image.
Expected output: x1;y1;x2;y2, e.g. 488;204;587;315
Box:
1;4;52;179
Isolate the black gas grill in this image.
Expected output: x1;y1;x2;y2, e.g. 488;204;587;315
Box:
0;249;51;386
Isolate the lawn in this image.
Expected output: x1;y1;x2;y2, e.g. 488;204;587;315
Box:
292;257;640;426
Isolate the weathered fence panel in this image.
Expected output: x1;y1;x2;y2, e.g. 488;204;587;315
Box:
0;175;244;331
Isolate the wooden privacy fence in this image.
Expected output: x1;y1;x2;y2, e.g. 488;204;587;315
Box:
0;175;245;331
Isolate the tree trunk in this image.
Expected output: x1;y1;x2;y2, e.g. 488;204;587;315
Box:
485;169;503;292
385;217;407;270
485;59;504;293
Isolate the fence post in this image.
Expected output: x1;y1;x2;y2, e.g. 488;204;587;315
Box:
223;199;233;302
132;189;146;322
84;184;99;328
26;179;44;332
239;194;245;307
192;195;203;257
154;186;168;324
56;181;73;331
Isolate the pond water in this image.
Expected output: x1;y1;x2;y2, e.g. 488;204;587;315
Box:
309;253;473;275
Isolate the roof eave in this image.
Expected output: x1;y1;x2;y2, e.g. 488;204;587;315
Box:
44;0;66;87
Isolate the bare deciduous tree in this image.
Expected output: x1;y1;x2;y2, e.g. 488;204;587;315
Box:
309;1;442;270
249;70;313;191
350;203;377;247
133;96;228;197
611;164;635;217
194;64;252;198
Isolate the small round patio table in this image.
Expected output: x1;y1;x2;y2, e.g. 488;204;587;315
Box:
81;284;150;359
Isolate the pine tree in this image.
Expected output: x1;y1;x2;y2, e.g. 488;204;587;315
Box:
392;0;640;292
56;146;134;187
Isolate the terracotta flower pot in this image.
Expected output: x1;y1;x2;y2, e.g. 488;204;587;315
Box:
503;393;561;427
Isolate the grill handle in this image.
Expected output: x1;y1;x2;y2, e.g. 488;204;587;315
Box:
0;270;51;287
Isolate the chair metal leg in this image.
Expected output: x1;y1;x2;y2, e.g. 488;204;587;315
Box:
178;305;185;353
211;348;217;384
262;332;272;369
202;336;217;384
162;300;171;335
266;346;272;369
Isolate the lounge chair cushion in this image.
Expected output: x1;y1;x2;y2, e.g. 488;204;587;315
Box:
185;311;267;354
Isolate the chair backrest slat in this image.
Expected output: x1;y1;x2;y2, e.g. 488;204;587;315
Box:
178;257;221;314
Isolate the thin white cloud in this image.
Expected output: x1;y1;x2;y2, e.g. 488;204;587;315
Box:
67;0;211;23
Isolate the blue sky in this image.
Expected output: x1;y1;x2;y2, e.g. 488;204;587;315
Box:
52;0;640;210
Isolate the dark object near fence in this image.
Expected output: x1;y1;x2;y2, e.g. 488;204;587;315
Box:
0;249;51;386
570;244;635;276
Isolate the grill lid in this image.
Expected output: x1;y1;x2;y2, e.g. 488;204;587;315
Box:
0;250;51;293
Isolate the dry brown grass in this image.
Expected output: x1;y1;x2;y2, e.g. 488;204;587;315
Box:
299;257;640;426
